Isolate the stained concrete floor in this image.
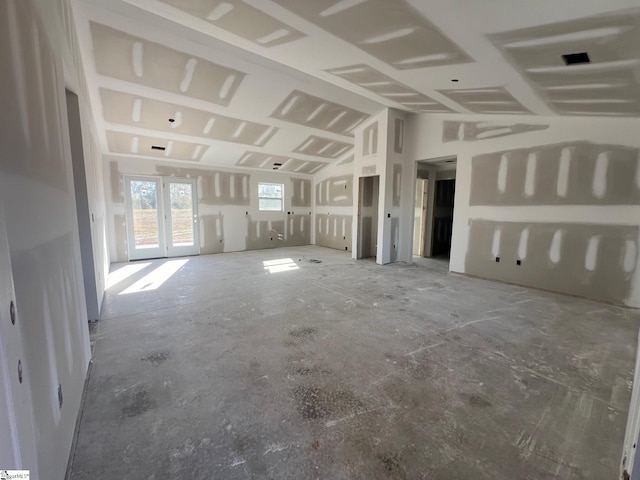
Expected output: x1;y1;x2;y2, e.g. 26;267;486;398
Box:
70;246;639;480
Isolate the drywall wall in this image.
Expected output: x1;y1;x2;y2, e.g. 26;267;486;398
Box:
0;0;104;477
406;112;640;307
313;156;355;253
106;158;312;261
67;91;99;321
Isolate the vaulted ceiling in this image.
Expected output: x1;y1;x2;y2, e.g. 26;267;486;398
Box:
72;0;640;174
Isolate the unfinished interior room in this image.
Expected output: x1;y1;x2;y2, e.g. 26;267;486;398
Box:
2;0;640;479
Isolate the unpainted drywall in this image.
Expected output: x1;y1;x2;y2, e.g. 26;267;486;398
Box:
158;0;306;48
271;0;472;69
465;220;638;305
470;142;640;206
327;64;453;113
316;214;352;252
101;89;278;148
437;87;531;114
316;175;353;207
107;159;311;261
443;120;549;142
246;215;310;250
238;152;327;175
291;178;312;208
0;0;99;477
363;122;378;156
156;165;251;206
200;214;225;255
91;22;245;106
67;91;99;321
358;175;379;259
271;90;367;135
490;8;640;117
107;131;207;162
406;112;640;307
294;135;353;159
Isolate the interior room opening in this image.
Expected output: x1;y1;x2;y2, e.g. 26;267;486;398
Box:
413;157;457;266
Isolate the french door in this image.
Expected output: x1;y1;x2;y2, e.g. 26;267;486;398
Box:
124;176;199;260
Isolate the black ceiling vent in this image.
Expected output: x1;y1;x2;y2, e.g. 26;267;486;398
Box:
151;145;166;151
273;162;283;166
562;52;590;66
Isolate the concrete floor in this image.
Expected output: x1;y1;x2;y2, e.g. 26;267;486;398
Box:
69;246;639;479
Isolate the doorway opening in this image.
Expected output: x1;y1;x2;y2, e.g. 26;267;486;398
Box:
124;175;200;260
357;175;380;260
413;157;457;265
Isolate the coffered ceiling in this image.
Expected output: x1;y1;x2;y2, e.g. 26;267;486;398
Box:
72;0;640;174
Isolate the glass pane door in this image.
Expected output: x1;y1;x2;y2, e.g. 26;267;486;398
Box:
125;176;165;260
165;178;199;257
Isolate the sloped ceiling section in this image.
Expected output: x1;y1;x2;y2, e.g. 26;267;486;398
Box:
157;0;305;47
106;131;207;161
83;9;382;174
490;8;640;117
238;152;327;174
437;87;531;115
91;22;245;106
293;136;353;159
327;64;454;113
77;0;640;175
271;90;368;135
100;89;278;147
271;0;472;69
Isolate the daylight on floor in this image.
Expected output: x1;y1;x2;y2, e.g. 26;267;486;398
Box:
2;0;640;479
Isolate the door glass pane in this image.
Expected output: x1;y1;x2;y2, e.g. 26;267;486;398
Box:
169;182;194;246
130;180;160;248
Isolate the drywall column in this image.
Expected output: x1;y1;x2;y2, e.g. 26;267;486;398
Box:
352;108;412;264
352;110;388;263
385;109;413;263
66;91;99;321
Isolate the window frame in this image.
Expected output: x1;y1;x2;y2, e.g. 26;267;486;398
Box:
258;182;285;212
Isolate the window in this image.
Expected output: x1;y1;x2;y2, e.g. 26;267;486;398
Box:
258;182;284;211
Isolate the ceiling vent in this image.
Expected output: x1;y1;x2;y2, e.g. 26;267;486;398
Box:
273;162;283;166
562;52;590;66
151;145;166;151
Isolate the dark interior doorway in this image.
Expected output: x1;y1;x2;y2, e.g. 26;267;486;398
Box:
432;178;455;257
357;175;380;260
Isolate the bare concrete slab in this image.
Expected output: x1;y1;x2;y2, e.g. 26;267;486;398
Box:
69;246;638;479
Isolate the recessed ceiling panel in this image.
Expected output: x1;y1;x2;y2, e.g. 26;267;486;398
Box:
293;135;353;158
327;64;454;112
490;9;640;117
106;131;207;161
237;152;328;174
271;90;368;135
271;0;472;69
437;87;531;114
90;22;245;106
100;89;277;146
158;0;306;47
